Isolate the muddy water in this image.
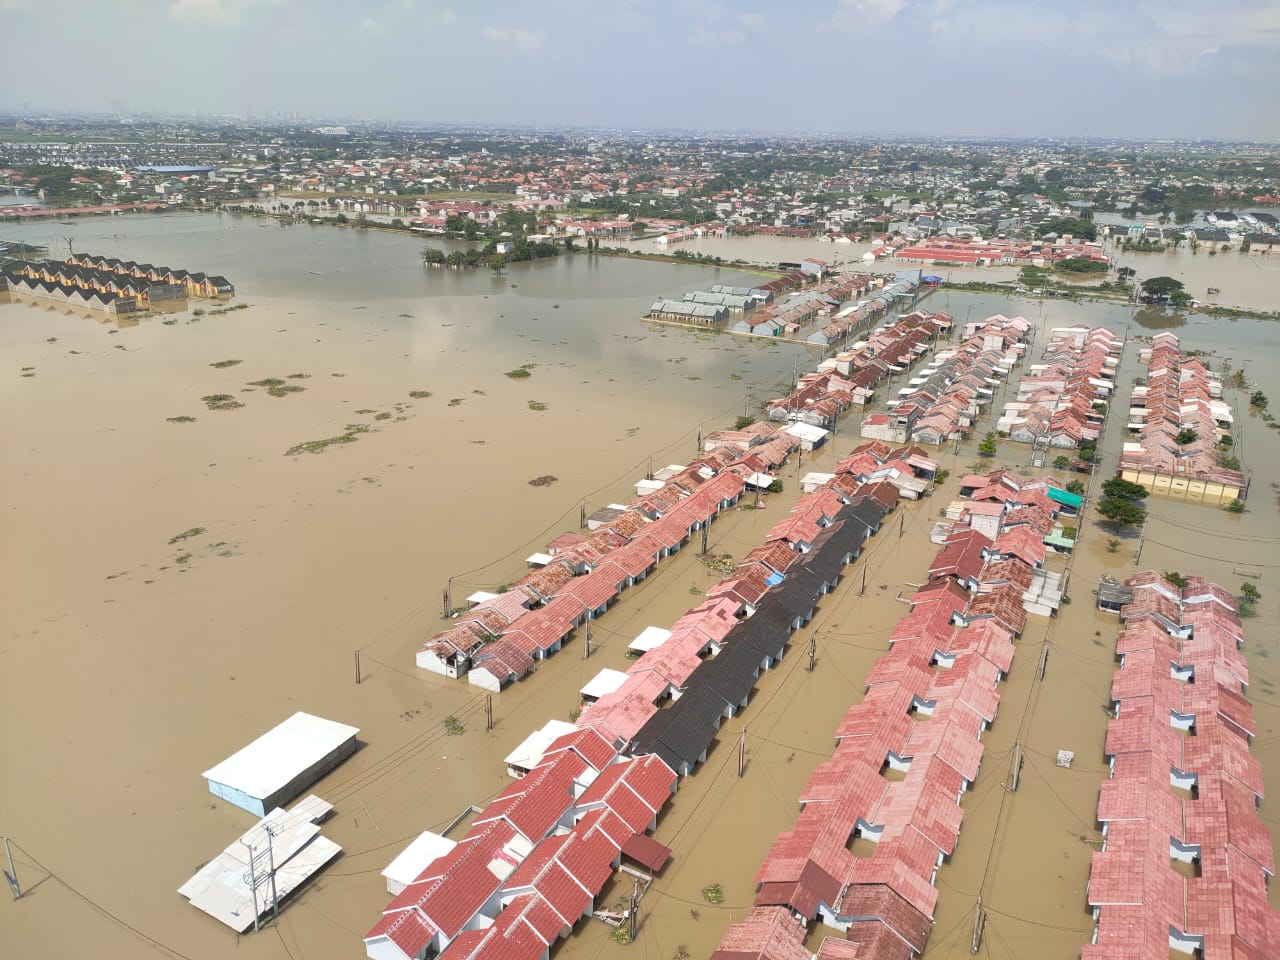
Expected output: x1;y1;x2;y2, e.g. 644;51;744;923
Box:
1;213;1278;960
621;233;1280;311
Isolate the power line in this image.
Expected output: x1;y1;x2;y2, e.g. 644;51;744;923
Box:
6;840;197;960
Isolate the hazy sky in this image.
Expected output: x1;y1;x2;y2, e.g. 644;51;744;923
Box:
3;0;1278;140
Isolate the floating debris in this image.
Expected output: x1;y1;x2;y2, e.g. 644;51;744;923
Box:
528;475;559;487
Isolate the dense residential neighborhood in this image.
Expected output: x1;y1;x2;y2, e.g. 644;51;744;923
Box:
4;121;1278;262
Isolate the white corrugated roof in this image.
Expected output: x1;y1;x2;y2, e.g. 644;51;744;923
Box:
202;712;359;800
627;626;672;653
580;668;629;700
503;719;576;772
382;831;457;888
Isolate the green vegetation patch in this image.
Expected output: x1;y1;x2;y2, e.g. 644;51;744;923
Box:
408;390;432;399
504;367;533;379
166;415;197;423
210;359;242;368
202;394;244;411
284;423;370;457
702;883;725;904
527;400;548;411
169;527;207;545
249;377;305;397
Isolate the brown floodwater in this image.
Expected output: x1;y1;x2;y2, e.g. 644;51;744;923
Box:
1;217;1278;960
621;233;1280;312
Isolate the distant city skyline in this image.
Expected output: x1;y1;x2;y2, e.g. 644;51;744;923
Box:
2;0;1278;141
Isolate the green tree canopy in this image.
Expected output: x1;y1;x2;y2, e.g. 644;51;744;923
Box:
1097;497;1147;532
1035;217;1098;241
1101;477;1149;501
1140;276;1185;298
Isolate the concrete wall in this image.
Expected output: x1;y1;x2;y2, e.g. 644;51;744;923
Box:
1120;468;1243;505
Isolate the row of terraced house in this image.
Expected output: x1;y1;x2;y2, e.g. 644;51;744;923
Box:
4;258;187;306
371;427;952;960
997;325;1122;450
768;311;955;432
62;252;234;298
711;469;1072;960
862;313;1030;446
1085;571;1280;957
1117;332;1245;505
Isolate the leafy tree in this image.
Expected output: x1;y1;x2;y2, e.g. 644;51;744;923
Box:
1053;455;1071;470
1066;479;1086;495
1174;428;1197;446
1225;499;1246;514
488;253;506;274
1036;217;1098;241
1250;390;1269;410
1220;455;1241;471
977;433;997;458
1163;571;1189;589
1055;258;1108;274
1241;582;1261;603
422;247;446;265
1097;497;1147;533
1140;276;1185;299
1101;478;1149;501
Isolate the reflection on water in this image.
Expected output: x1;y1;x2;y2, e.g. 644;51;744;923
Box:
1132;306;1186;330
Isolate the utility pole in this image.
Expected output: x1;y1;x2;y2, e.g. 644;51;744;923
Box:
265;826;280;923
808;631;817;672
1133;516;1147;566
970;897;985;954
584;621;592;660
354;650;361;684
696;426;703;453
737;728;746;778
701;525;709;556
3;837;20;899
1009;740;1023;792
486;694;494;732
899;511;905;538
860;564;867;596
629;878;639;941
241;839;260;932
580;501;587;529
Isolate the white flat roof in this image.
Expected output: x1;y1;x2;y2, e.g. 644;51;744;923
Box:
382;831;457;887
801;472;836;486
580;668;629;700
202;712;359;801
526;552;554;566
782;422;830;443
504;718;576;772
628;625;672;653
467;590;500;605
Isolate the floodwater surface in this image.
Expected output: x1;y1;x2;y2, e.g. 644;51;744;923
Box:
2;217;1278;960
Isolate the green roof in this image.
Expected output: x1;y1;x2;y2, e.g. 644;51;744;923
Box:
1044;533;1076;548
1047;487;1083;508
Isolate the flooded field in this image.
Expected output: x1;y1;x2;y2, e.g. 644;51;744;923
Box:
2;214;1278;960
